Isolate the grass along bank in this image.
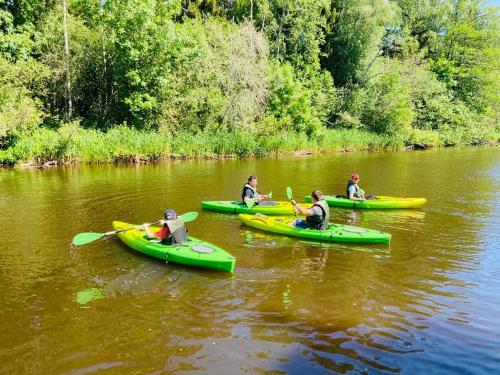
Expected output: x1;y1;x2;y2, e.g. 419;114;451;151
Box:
0;124;497;166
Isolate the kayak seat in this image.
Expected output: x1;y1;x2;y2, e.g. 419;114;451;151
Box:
257;201;277;206
237;201;277;207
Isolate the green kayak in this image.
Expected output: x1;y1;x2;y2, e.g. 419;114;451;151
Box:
304;195;427;209
201;200;295;215
238;214;391;244
112;221;236;272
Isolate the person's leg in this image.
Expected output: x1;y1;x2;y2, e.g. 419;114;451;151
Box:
293;219;308;228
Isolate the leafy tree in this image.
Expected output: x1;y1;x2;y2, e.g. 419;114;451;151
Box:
431;0;500;114
157;19;269;132
322;0;398;86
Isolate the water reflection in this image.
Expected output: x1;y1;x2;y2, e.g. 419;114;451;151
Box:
0;147;499;373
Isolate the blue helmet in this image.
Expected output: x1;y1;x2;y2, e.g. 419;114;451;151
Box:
164;209;176;220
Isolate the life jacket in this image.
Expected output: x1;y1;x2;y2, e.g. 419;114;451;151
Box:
346;179;361;199
241;183;257;202
154;225;171;239
165;217;187;244
306;199;330;230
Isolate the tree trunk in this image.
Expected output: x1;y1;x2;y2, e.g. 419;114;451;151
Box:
62;0;72;119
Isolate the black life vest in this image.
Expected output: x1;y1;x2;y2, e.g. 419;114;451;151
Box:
306;200;330;230
241;183;257;202
346;179;360;199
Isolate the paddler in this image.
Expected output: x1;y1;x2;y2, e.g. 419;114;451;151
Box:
144;209;187;245
242;175;270;205
290;190;330;230
346;173;366;200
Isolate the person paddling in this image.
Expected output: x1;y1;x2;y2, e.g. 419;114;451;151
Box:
144;209;187;245
346;173;366;200
290;190;330;230
242;176;270;205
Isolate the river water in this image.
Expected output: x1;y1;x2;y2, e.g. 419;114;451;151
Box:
0;147;499;374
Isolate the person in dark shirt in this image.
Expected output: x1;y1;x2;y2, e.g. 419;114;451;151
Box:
346;173;366;200
241;176;270;205
290;190;330;230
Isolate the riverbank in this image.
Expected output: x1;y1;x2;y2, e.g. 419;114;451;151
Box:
0;124;498;167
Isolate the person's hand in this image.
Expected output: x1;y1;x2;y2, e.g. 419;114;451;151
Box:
291;199;297;206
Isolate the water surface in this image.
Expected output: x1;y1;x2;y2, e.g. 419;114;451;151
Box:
0;147;499;374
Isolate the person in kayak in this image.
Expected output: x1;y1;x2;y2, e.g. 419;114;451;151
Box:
290;190;330;230
242;175;270;205
346;173;366;200
144;209;187;245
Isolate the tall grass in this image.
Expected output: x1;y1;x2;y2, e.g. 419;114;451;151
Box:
0;124;496;166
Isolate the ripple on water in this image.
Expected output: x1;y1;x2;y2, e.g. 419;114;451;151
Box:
1;148;500;374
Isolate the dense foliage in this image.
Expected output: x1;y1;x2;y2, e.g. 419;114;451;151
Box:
0;0;498;163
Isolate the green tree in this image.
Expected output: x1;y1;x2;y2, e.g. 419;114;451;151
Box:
157;19;269;132
431;0;499;114
322;0;398;86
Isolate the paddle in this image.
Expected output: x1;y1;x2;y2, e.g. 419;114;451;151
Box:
286;186;297;217
72;211;199;246
246;198;256;209
246;190;272;209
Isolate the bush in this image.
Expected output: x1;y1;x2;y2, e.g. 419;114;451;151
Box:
157;20;269;133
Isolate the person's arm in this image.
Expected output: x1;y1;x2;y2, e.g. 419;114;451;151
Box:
143;220;165;239
348;186;364;201
349;192;364;201
290;200;313;216
244;195;256;204
244;190;265;203
243;189;255;204
358;188;366;200
256;190;270;200
143;224;156;239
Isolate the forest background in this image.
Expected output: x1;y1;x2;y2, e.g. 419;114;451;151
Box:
0;0;498;164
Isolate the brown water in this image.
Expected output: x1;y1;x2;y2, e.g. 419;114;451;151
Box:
0;147;499;374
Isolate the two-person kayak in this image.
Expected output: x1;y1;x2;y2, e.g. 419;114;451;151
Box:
201;200;296;215
112;221;236;272
304;195;427;209
238;214;391;244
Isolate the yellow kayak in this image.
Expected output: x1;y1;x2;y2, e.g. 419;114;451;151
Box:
239;214;391;244
305;195;427;209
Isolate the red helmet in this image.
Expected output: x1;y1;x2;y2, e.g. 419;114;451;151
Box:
351;173;360;180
